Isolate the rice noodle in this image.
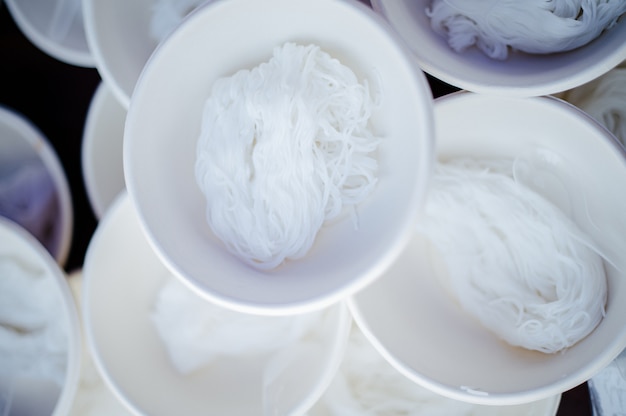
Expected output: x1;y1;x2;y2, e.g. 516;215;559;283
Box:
195;42;380;270
416;157;607;353
559;61;626;147
151;277;324;374
426;0;626;60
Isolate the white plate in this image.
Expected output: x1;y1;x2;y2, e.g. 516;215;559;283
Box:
81;82;126;219
82;192;351;416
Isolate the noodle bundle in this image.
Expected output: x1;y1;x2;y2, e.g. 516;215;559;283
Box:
426;0;626;60
195;42;380;270
151;277;323;374
559;61;626;147
417;158;607;353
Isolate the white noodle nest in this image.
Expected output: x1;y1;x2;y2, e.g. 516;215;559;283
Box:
151;277;324;374
426;0;626;60
559;61;626;147
195;42;380;270
417;158;607;353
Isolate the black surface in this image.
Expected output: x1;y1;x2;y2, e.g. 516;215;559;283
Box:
0;1;592;414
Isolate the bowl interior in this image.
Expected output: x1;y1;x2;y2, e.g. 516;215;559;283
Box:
0;217;81;416
83;193;351;416
372;0;626;96
83;0;156;107
124;0;434;315
349;93;626;405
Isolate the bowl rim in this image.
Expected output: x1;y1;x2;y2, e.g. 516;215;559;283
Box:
0;104;74;266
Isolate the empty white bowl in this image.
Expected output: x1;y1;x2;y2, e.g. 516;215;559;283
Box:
0;105;73;265
0;217;81;416
371;0;626;97
82;192;351;416
349;92;626;405
123;0;435;316
5;0;94;67
81;82;127;219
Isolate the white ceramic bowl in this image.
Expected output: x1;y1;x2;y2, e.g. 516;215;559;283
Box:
82;0;167;108
0;217;82;416
0;105;73;266
124;0;435;316
371;0;626;97
5;0;94;67
81;82;127;219
308;324;561;416
349;92;626;405
82;192;352;416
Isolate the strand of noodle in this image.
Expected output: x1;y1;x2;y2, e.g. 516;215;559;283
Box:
195;43;379;269
426;0;626;60
417;158;607;353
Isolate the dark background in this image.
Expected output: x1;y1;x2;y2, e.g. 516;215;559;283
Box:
0;1;591;414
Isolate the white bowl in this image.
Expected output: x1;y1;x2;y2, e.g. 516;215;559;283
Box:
5;0;94;67
349;92;626;405
0;105;73;265
308;324;561;416
371;0;626;97
81;82;127;219
81;0;168;108
82;192;351;416
124;0;435;315
0;217;82;416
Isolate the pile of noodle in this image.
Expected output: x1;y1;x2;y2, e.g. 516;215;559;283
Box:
151;277;324;374
195;42;380;270
149;0;205;42
559;61;626;147
426;0;626;60
416;158;607;353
